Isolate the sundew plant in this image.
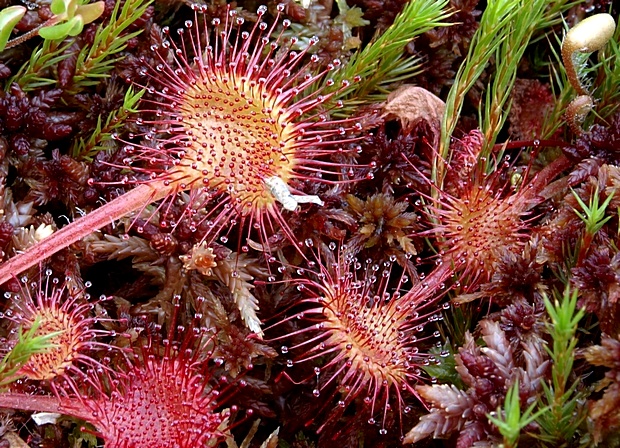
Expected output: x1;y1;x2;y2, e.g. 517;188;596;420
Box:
0;0;619;447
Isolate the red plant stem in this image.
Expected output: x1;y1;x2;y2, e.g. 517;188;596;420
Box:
492;139;572;152
5;17;59;50
577;233;593;266
524;154;572;208
0;182;172;285
0;392;62;413
0;392;91;422
402;261;454;305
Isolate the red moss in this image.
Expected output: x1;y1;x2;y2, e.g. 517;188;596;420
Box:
345;192;420;255
24;148;90;207
469;240;545;306
508;79;556;140
0;84;76;156
405;319;548;446
585;335;620;445
571;244;620;334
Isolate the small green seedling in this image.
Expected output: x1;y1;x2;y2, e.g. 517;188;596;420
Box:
535;289;587;445
487;379;548;448
39;0;105;40
0;0;104;51
571;186;614;237
571;186;614;264
0;5;26;51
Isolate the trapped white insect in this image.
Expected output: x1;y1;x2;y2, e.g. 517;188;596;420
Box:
265;176;324;211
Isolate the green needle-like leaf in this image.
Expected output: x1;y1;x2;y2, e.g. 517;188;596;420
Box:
328;0;451;114
0;317;62;389
488;379;548;448
571;187;615;236
535;288;587;446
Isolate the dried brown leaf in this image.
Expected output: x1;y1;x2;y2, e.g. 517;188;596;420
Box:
381;84;445;134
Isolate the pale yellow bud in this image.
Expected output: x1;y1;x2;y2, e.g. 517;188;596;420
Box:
562;13;616;95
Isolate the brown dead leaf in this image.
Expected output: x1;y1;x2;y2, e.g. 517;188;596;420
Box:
381;84;445;136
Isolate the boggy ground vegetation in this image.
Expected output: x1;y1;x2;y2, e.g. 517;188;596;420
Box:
0;0;619;447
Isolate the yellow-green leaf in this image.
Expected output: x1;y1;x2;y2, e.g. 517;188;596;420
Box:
0;6;26;51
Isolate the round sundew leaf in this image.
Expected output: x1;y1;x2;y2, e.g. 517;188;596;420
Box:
0;3;367;285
